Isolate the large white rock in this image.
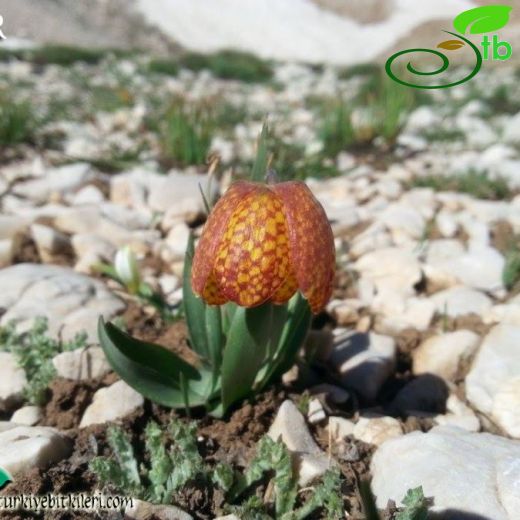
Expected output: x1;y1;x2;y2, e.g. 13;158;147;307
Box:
268;400;333;486
80;380;144;428
412;330;480;380
0;352;27;410
429;285;492;318
0;264;125;343
371;426;520;519
466;325;520;438
330;331;396;401
354;247;422;296
0;426;71;476
466;325;520;417
52;347;111;381
491;377;520;438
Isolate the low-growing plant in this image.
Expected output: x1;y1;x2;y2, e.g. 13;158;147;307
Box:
148;58;179;77
359;481;429;520
0;45;122;65
0;94;35;146
319;72;421;155
0;318;88;405
179;50;273;83
157;97;214;167
90;419;343;519
410;170;511;200
503;246;520;290
98;125;335;417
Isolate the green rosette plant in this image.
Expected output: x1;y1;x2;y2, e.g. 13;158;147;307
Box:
98;126;335;417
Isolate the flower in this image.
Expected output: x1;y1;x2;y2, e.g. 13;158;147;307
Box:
191;180;335;313
114;245;141;294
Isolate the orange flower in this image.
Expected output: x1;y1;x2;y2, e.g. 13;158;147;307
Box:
191;180;335;313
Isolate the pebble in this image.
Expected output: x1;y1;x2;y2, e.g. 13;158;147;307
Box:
80;380;144;428
0;352;27;410
466;325;520;438
371;426;520;519
268;400;333;485
0;263;125;343
307;398;327;424
10;406;42;426
125;499;193;520
434;394;480;432
352;416;403;446
0;425;72;476
412;330;480;381
329;331;396;401
390;374;449;415
354;247;422;296
429;285;492;318
52;347;112;381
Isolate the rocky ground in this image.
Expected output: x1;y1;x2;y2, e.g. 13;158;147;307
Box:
0;49;520;519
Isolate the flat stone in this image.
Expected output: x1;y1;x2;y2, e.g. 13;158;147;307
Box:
125;499;193;520
11;406;42;426
390;374;449;415
353;416;403;446
0;263;125;343
491;376;520;438
434;394;480;432
427;245;504;294
52;347;111;381
466;325;520;418
412;330;480;381
12;163;93;203
307;398;326;424
330;331;396;401
0;426;71;476
80;380;144;428
429;285;492;318
0;239;15;268
30;223;71;262
0;215;31;240
354;247;422;296
268;400;333;485
328;417;355;442
0;352;27;410
371;426;520;519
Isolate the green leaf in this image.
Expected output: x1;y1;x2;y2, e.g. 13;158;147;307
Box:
453;5;512;35
107;426;141;488
220;303;274;412
144;421;172;503
183;233;212;362
396;486;429;520
98;318;207;408
437;39;465;51
251;121;269;182
257;294;311;389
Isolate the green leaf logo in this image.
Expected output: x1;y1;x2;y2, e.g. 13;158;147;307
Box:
0;467;12;490
437;39;466;50
453;5;512;35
